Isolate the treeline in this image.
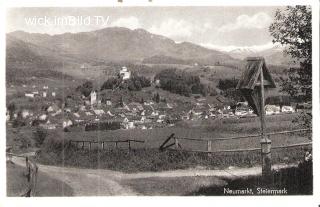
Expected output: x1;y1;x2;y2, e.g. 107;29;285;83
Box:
154;69;216;97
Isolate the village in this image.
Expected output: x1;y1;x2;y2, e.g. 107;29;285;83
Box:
6;66;304;133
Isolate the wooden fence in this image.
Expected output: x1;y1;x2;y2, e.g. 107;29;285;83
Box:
6;152;38;197
159;129;312;153
70;139;145;151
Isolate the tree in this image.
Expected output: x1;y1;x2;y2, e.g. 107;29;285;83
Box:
269;6;312;101
269;6;312;131
7;102;16;120
76;81;93;97
153;93;160;103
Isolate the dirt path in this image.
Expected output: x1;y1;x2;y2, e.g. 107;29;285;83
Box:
11;155;296;196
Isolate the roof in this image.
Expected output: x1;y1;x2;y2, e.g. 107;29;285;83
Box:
236;57;276;90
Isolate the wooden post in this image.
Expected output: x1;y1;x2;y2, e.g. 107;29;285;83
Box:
82;141;84;149
89;142;91;151
128;141;131;150
102;142;105;150
259;67;272;184
175;138;179;149
207;140;212;152
207;140;212;157
115;142;118;149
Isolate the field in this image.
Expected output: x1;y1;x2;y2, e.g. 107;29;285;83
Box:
35;113;309;151
19;113;311;172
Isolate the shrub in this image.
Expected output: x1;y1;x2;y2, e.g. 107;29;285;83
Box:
33;128;48;147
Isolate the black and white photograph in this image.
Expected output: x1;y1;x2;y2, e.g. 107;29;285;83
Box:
2;1;318;200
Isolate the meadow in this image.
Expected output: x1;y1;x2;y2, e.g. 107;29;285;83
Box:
22;113;311;172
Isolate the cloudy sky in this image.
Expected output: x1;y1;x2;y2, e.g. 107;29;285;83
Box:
6;7;283;51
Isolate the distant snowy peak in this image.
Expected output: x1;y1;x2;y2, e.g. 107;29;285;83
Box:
201;42;291;65
229;48;258;54
202;42;284;54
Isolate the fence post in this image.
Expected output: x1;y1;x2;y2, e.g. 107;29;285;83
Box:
102;142;105;150
207;140;212;152
207;140;212;157
261;135;272;184
175;138;179;149
128;140;131;150
89;142;91;151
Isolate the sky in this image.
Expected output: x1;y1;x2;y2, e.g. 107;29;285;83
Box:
6;7;283;51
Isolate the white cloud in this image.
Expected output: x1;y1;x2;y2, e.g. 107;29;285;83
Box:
149;19;211;38
218;12;272;32
149;19;192;38
110;16;141;30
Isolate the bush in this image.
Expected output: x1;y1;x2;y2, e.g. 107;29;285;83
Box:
33;128;48;147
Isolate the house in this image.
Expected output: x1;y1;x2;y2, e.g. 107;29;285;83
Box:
93;109;105;116
265;105;281;115
123;121;135;129
281;106;294;113
51;109;62;117
85;111;93;116
154;79;160;87
63;119;73;128
151;111;159;116
106;98;112;106
127;102;144;113
90;91;97;105
106;111;114;117
52;92;56;97
119;66;131;80
43;92;47;97
64;108;72;113
40;123;56;130
80;63;90;70
21;109;30;119
235;109;248;117
25;93;35;98
39;114;47;121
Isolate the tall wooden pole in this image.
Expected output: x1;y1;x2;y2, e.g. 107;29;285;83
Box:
260;66;272;185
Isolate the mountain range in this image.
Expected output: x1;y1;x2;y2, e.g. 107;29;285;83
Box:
7;27;241;68
6;27;292;74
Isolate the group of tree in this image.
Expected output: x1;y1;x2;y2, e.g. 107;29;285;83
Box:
217;77;242;102
154;69;215;97
100;72;151;91
76;81;93;97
